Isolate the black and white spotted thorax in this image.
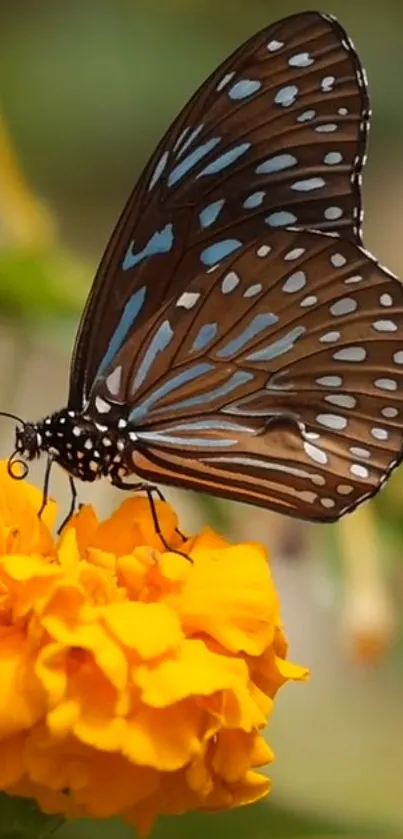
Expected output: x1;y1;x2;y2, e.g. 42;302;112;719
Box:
14;409;138;484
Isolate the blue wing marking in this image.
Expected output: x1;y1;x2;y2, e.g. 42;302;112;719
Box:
123;224;174;271
96;286;147;379
151;370;255;413
246;326;306;361
197;142;251;177
137;419;239;447
176;124;204;158
129;362;215;422
200;239;243;266
204;455;320;483
256;154;297;174
265;211;297;226
191;323;218;352
217;313;279;358
132;319;174;392
243;191;265;209
148;151;169;191
167;137;221;187
199;200;225;229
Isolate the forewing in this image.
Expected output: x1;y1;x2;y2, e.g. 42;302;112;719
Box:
89;229;403;522
70;10;369;408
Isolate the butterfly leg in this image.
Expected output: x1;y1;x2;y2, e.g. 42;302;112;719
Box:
112;476;189;557
143;484;188;544
38;456;53;520
57;476;78;534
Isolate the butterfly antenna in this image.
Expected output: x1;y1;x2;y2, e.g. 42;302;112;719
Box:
7;449;29;480
0;410;25;425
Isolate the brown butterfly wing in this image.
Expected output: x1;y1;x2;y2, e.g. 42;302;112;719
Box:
70;11;369;409
86;228;403;521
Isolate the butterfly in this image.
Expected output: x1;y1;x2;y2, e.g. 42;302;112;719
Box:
6;10;403;528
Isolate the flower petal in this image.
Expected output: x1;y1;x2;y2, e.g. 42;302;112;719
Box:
101;601;183;658
178;543;277;654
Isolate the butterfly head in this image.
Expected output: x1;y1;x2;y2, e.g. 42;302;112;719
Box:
15;421;43;461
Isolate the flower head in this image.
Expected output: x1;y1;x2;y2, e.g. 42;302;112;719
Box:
0;462;308;834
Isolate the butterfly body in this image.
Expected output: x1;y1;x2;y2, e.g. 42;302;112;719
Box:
15;410;138;486
7;11;403;524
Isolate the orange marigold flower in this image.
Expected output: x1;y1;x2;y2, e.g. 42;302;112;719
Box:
0;462;308;835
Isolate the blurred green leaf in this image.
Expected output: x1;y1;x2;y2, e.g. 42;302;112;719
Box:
56;801;389;839
0;793;63;839
0;247;87;322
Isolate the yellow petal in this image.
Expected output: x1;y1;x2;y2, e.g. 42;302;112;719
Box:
178;544;276;654
93;498;178;555
35;643;68;705
134;638;249;707
124;701;203;770
40;608;128;692
211;729;273;783
117;552;151;596
0;629;45;737
101;601;183;658
61;503;99;555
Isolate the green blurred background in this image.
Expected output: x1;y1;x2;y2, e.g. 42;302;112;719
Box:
0;1;403;837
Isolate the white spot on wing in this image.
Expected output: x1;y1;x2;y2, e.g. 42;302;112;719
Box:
244;283;263;298
317;414;348;430
317;375;342;387
321;497;336;508
350;446;370;459
303;441;328;464
284;247;305;261
288;52;313;67
374;378;398;391
297;109;316;123
95;396;111;414
282;270;306;293
325;206;343;220
330;253;347;268
351;463;369;479
373;320;397;332
337;484;354;495
325;394;356;408
321;75;335;92
274;85;299;107
106;366;122;396
371;427;389;440
216;71;235;91
257;244;271;257
221;271;240;294
316;123;338;133
300;295;317;307
267;39;284;51
177;291;200;309
330;297;357;316
324;152;343;165
333;347;366;362
320;331;340;343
